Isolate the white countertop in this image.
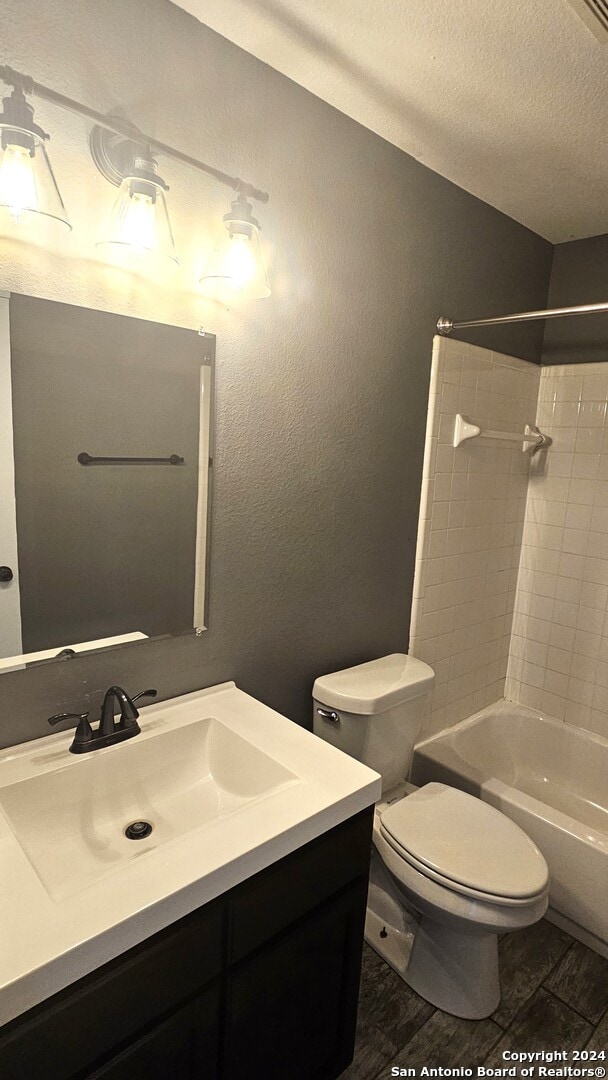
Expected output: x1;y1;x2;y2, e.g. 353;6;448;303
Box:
0;682;380;1026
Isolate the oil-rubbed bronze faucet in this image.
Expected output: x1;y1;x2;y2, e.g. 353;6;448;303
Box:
47;686;157;754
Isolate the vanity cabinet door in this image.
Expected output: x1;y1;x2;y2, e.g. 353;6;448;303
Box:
222;879;368;1080
85;985;220;1080
0;900;222;1080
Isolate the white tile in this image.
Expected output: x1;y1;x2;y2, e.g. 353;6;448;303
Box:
549;453;573;478
575;426;604;452
571;454;600;480
582;373;608;401
568;676;594;707
573;629;601;660
591;506;608;533
565;503;592;530
577;606;605;634
558;552;586;580
584;557;608;585
552;600;579;628
580;581;608;610
562;528;589;556
565;700;591;727
553;401;581;426
549;623;575;651
433;474;452;501
546;647;572;676
554;576;582;604
566;478;596;505
544;669;569;697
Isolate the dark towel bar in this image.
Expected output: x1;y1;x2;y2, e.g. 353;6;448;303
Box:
78;452;184;466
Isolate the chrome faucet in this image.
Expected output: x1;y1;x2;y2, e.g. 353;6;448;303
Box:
48;686;157;754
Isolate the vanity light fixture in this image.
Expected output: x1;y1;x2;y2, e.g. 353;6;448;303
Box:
0;64;271;293
199;193;271;299
0;84;71;229
94;138;178;264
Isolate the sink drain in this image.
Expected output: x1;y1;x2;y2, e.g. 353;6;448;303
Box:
124;820;153;840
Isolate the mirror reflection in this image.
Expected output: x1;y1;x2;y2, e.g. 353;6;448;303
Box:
0;292;214;673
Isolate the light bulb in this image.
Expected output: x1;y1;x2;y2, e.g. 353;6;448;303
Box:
0;141;38;222
223;232;256;289
199;196;271;299
96;156;178;264
118;189;157;255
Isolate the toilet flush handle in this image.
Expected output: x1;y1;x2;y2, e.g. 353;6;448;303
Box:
317;707;340;724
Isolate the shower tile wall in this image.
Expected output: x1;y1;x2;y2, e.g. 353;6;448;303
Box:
505;363;608;739
410;337;540;741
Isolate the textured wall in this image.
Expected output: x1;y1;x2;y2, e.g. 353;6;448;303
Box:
409;336;540;741
543;234;608;365
0;0;552;745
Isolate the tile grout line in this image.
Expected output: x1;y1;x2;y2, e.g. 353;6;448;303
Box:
539;984;599;1030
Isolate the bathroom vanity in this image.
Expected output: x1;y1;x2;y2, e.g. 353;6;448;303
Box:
0;683;380;1080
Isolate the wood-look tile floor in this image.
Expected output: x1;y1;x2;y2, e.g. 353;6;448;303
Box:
341;920;608;1079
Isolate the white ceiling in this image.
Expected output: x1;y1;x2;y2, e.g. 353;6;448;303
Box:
172;0;608;243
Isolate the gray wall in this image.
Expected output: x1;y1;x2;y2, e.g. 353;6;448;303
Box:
543;233;608;364
0;0;552;746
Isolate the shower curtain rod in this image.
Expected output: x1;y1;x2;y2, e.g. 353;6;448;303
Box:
437;299;608;336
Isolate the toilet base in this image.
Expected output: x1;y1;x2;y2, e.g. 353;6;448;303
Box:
364;846;501;1019
364;907;415;977
364;843;417;975
404;916;500;1019
365;904;501;1020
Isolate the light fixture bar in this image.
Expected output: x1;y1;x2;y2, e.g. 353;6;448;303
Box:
0;64;269;205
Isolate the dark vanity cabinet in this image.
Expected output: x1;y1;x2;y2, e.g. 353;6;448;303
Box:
0;808;373;1080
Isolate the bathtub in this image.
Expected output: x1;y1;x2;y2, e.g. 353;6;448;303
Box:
411;700;608;957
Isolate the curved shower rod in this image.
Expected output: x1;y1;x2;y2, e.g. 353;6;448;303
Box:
437;299;608;336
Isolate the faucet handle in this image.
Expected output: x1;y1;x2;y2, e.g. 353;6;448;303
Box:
48;711;90;727
131;689;158;704
116;688;157;731
47;711;93;746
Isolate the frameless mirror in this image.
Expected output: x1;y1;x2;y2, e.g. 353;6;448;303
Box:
0;291;214;674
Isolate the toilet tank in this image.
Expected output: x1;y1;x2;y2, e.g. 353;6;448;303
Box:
313;654;435;793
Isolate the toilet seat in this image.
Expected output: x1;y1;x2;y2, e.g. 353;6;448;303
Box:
379;783;549;906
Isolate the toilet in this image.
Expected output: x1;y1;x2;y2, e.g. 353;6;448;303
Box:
313;654;549;1019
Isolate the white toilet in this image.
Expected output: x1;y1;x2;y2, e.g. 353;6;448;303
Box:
313;654;549;1020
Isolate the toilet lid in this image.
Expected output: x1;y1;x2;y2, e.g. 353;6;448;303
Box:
379;783;549;900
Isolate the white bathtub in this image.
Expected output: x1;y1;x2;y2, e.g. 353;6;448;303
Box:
411;700;608;956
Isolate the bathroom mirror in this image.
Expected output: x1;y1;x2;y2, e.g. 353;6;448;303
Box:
0;291;214;674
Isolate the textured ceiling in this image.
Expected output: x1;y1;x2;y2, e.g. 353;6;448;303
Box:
172;0;608;243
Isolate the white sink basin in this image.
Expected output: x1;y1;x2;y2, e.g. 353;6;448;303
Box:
0;681;381;1026
0;717;299;900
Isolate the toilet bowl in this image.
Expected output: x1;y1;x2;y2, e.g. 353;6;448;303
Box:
371;782;548;1017
313;655;550;1019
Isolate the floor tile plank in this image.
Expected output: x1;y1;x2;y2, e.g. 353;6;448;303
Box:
357;944;435;1051
585;1005;608;1052
544;942;608;1025
484;988;593;1069
493;920;572;1028
339;1019;396;1080
342;917;607;1080
387;1009;503;1072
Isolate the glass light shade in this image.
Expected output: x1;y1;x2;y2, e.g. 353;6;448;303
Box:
199;217;270;300
97;174;178;264
0;125;71;229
